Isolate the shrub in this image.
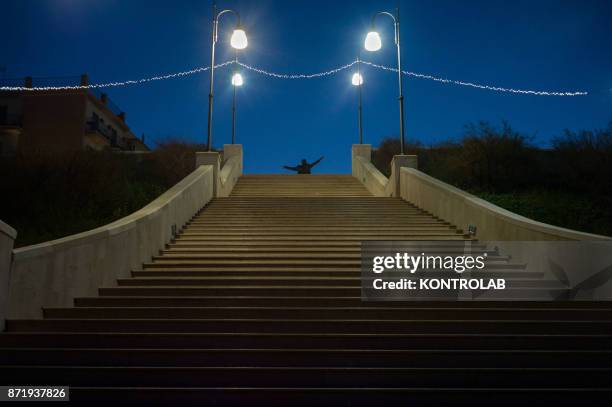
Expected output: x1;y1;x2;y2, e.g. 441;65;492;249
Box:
551;122;612;195
372;138;422;177
456;121;535;192
0;139;208;247
371;121;612;235
372;121;535;192
148;139;209;186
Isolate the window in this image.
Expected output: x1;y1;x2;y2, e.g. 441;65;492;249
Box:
88;112;100;130
110;127;117;146
0;105;7;125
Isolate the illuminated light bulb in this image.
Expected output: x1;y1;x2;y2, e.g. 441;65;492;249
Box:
231;72;244;86
230;29;248;49
364;31;382;51
351;72;363;86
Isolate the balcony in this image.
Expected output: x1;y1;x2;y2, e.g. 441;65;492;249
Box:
85;119;120;148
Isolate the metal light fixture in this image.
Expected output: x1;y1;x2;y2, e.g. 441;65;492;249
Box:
351;72;364;86
206;3;248;151
352;56;364;144
230;68;243;145
364;31;382;52
231;72;244;87
230;29;248;50
364;9;406;154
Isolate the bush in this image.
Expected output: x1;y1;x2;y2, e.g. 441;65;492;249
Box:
457;121;535;192
373;121;535;192
0;140;207;247
475;189;612;236
148;139;209;186
371;138;422;177
551;122;612;195
371;121;612;235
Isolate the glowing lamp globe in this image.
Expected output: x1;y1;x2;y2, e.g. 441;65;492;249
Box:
230;29;248;49
231;73;244;86
364;31;382;51
351;73;363;86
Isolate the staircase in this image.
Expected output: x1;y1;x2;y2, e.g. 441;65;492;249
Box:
1;174;611;404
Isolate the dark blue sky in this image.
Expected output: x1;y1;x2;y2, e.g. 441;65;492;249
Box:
2;0;611;173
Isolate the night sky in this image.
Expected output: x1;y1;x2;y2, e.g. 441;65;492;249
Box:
2;0;611;173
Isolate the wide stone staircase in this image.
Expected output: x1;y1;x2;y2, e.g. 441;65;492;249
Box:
0;174;611;404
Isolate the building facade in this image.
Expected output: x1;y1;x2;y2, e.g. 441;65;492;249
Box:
0;75;148;156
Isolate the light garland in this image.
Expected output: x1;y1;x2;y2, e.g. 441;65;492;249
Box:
0;59;588;96
359;60;588;97
235;60;357;79
0;62;233;92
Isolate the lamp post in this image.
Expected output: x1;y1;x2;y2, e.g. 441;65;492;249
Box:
230;55;244;145
351;56;364;144
364;9;405;154
207;2;248;151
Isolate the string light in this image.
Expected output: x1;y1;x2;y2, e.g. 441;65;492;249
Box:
239;60;588;96
235;61;358;79
0;62;233;92
359;60;588;97
0;59;588;96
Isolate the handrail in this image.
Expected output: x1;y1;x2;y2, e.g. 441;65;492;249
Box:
354;155;388;196
400;167;611;241
219;155;240;186
0;219;17;240
351;144;417;197
196;144;243;197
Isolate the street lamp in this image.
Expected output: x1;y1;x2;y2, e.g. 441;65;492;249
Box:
207;3;248;151
231;72;244;87
364;9;406;154
351;57;364;144
230;65;243;144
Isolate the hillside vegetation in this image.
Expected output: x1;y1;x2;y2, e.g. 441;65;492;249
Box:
0;141;206;247
3;122;610;247
373;121;612;236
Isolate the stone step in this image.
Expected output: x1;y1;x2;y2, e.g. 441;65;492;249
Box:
166;241;483;247
1;365;610;387
8;319;612;334
181;226;456;232
180;231;462;238
3;348;612;367
173;235;470;241
115;277;557;288
63;387;612;406
77;296;579;308
160;247;497;255
1;332;610;350
43;306;612;320
144;260;521;268
97;286;570;298
133;269;534;279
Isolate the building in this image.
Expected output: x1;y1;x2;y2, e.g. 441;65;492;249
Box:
0;74;149;156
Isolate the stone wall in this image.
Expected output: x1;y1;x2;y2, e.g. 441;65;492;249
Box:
0;220;17;330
